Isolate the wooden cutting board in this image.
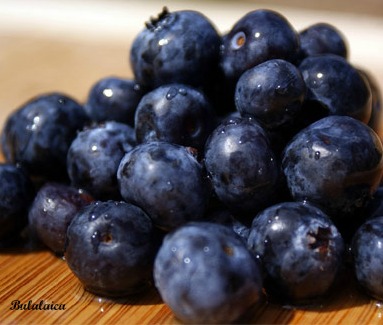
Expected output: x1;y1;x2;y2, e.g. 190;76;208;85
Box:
1;1;383;323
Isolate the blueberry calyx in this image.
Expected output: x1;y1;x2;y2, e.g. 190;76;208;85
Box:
145;7;171;31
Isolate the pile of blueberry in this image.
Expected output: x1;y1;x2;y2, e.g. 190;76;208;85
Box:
1;6;383;323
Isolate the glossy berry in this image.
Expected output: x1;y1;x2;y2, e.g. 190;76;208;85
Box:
84;76;145;126
247;201;344;303
351;216;383;300
66;121;135;200
154;222;263;324
65;200;158;297
1;93;89;181
235;59;306;129
204;117;279;219
117;141;209;230
299;54;372;123
130;7;221;90
0;163;34;243
135;84;215;151
282;115;383;221
298;22;348;61
28;182;94;255
220;9;300;86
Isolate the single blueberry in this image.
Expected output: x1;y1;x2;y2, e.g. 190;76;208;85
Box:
28;182;94;255
351;216;383;300
0;163;34;243
299;54;372;123
117;141;209;230
65;200;158;297
130;7;221;91
298;22;348;62
282;115;383;223
204;117;280;220
220;9;300;86
235;59;306;129
135;84;215;152
154;222;263;323
66;121;135;200
1;93;89;181
247;201;344;304
84;76;145;126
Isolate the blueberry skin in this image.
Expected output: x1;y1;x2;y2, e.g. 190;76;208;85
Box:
28;182;94;255
130;8;221;90
65;200;158;297
298;23;348;61
282;115;383;220
220;9;300;85
299;54;372;123
1;93;89;181
67;121;135;200
117;141;209;230
247;201;344;303
84;76;145;126
0;164;34;242
235;59;306;129
204;117;279;219
351;216;383;300
135;84;215;151
154;222;263;324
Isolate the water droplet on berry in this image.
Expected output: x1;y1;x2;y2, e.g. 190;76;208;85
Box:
166;87;178;100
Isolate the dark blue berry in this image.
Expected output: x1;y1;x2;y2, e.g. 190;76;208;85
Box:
66;121;135;200
84;76;145;126
220;9;300;86
117;141;209;230
235;59;306;129
130;7;221;90
282;115;383;222
135;84;215;151
0;163;34;243
247;201;344;303
298;23;348;61
351;216;383;300
154;222;263;323
299;54;372;123
65;200;158;297
204;117;279;220
28;182;94;255
1;93;89;181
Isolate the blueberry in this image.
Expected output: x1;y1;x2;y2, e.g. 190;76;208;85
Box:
351;216;383;300
204;117;279;220
282;115;383;223
134;84;215;152
0;163;34;243
154;222;263;324
84;76;145;126
117;141;209;230
64;200;158;297
299;54;372;123
66;121;135;200
130;7;221;90
298;23;348;61
235;59;306;129
28;182;94;255
220;9;299;87
247;201;344;303
1;93;89;181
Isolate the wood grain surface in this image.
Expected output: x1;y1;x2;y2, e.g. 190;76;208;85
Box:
1;1;383;324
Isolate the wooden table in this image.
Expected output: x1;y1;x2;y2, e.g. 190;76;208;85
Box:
1;1;383;323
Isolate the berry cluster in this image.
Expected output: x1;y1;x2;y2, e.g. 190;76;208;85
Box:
1;6;383;324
